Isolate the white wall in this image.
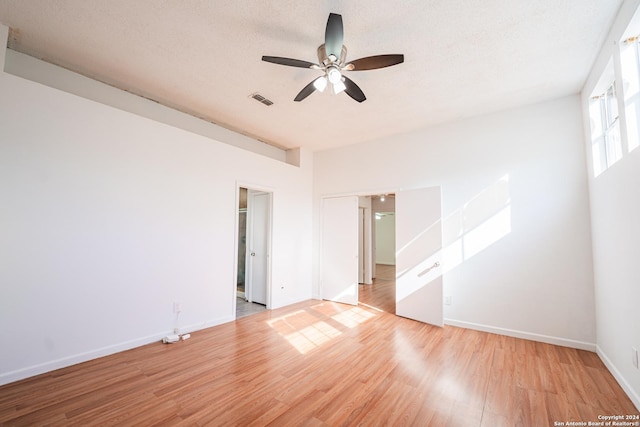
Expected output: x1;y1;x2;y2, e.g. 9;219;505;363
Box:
4;49;287;163
314;95;596;350
375;214;395;265
371;195;396;266
0;39;313;385
581;0;640;409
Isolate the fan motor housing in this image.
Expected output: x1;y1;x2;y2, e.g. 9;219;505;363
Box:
318;44;348;65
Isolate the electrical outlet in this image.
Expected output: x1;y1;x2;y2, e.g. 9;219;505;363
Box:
444;296;452;305
173;302;182;313
633;347;639;369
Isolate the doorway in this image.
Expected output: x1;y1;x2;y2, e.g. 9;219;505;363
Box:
357;201;373;285
236;187;272;318
359;194;396;313
321;187;444;327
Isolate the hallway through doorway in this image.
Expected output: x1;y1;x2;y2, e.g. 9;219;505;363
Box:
358;264;395;314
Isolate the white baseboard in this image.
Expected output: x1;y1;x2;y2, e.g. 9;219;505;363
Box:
270;295;315;310
0;315;235;387
596;345;640;411
0;332;165;387
187;315;235;332
444;318;596;351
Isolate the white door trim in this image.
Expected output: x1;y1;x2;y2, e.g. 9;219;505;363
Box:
233;182;274;318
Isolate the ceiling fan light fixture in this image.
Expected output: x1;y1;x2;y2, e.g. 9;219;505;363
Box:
261;13;404;102
332;80;346;94
313;76;328;92
327;67;342;84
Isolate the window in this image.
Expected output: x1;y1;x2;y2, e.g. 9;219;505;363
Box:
587;6;640;177
621;35;640;152
589;66;622;177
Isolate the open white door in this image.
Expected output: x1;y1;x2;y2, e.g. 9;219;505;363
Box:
395;187;443;326
358;207;365;284
321;196;359;305
247;190;270;306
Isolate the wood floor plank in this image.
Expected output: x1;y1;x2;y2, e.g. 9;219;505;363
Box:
0;268;637;425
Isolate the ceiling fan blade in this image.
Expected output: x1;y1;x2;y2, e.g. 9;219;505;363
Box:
294;79;319;102
262;56;317;69
343;76;366;102
324;13;344;59
347;54;404;71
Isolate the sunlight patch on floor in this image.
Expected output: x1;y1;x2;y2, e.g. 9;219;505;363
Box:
286;321;342;354
267;309;342;354
331;306;376;328
267;303;378;353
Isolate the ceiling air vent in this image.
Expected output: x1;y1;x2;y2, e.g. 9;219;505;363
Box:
250;92;274;106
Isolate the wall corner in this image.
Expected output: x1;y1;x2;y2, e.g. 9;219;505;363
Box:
286;147;313;169
285;147;301;167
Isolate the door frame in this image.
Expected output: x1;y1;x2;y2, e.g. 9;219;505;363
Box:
319;191;391;304
233;182;274;317
358;205;374;285
359;207;365;284
319;187;444;326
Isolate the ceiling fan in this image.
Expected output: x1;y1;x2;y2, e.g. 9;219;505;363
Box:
261;13;404;103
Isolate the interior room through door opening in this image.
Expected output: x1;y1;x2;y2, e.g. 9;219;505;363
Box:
358;194;396;314
322;187;443;327
235;187;271;319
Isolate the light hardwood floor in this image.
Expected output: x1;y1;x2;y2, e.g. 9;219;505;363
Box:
359;264;396;314
1;279;637;425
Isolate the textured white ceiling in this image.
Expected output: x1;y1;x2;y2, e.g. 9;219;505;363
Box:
0;0;623;152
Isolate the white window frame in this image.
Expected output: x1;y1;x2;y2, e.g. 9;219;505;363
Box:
620;35;640;152
589;60;623;177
